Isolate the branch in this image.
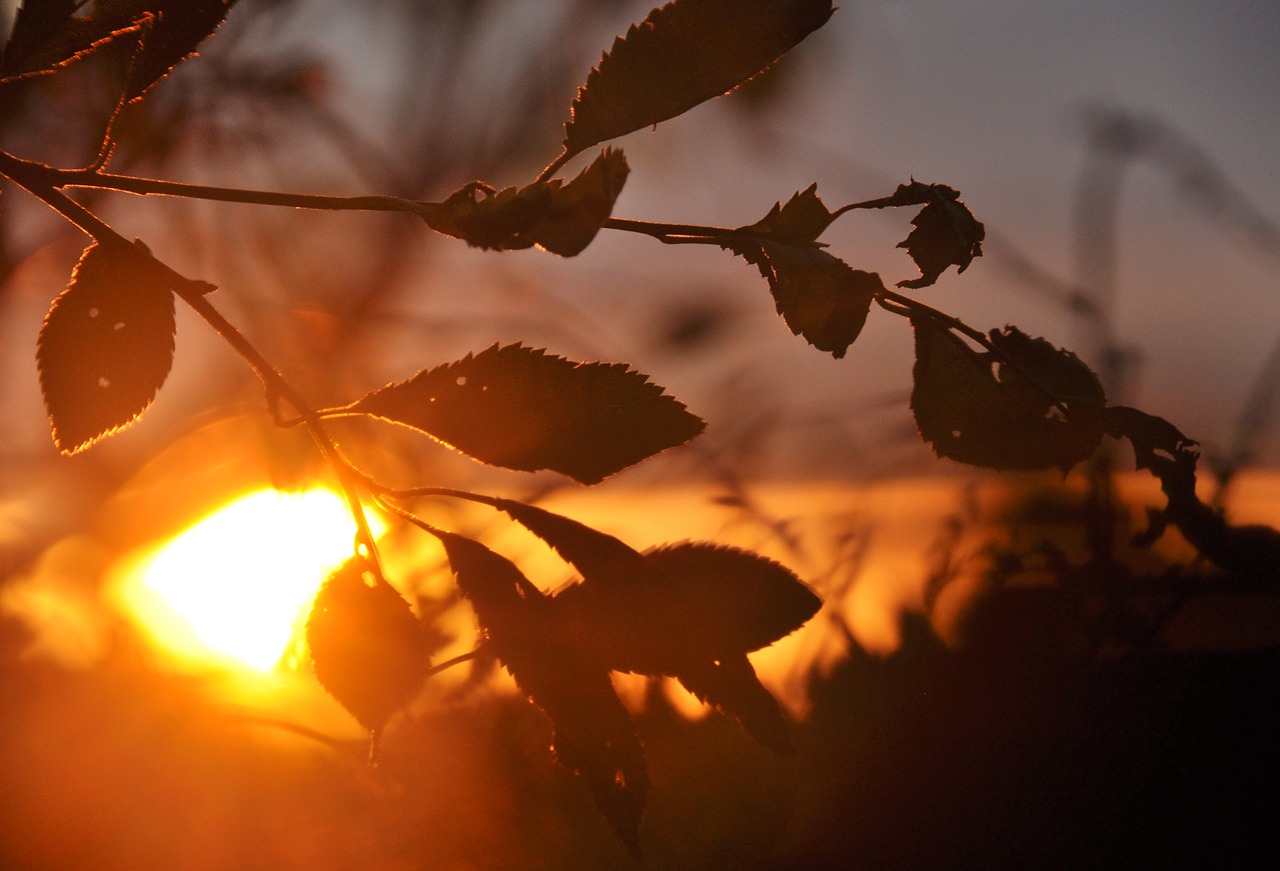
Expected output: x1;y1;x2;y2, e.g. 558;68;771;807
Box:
2;152;441;220
0;150;385;576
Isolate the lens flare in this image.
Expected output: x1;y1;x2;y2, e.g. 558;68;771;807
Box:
116;488;384;672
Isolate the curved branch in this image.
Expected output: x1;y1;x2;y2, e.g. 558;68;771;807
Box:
0;151;385;577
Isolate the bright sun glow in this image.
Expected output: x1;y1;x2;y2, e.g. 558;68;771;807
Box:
117;488;384;673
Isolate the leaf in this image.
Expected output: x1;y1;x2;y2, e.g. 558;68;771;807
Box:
1104;405;1199;475
526;147;630;256
37;241;176;454
674;654;794;754
893;182;985;289
0;0;151;81
729;241;882;358
431;529;648;857
735;183;836;244
910;319;1106;472
641;543;821;654
423;149;629;256
563;0;835;158
490;496;663;591
124;0;238;102
486;498;814;752
306;557;428;736
346;343;705;484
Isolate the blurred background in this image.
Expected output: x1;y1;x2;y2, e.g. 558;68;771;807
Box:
2;1;1279;867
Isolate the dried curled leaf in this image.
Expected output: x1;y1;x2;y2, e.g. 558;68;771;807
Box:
729;241;882;358
736;183;836;244
306;557;427;736
563;0;835;157
424;149;629;256
911;319;1106;472
431;529;648;857
37;241;176;454
346;343;705;484
1104;405;1199;475
892;182;985;289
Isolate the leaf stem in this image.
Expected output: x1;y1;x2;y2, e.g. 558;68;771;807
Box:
535;147;574;184
603;217;735;243
875;287;1074;418
875;287;990;345
424;648;483;678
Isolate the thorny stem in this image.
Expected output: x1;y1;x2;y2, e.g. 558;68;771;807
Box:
0;151;385;575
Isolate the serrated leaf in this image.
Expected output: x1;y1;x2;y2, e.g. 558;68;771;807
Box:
306;557;427;735
37;241;176;454
894;183;985;289
642;543;821;653
674;653;794;754
431;529;648;857
563;0;835;158
424;149;629;256
346;343;704;484
736;183;835;243
1;0;151;81
485;498;813;752
124;0;238;101
910;319;1106;472
729;241;881;358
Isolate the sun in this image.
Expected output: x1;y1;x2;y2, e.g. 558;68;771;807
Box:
116;487;385;673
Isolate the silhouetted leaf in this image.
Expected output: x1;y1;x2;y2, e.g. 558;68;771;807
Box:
431;529;648;856
878;181;984;289
306;557;427;735
1104;405;1199;475
346;343;704;484
487;498;812;752
37;241;176;454
529;148;630;255
490;496;663;591
911;319;1106;471
1104;407;1280;576
124;0;238;101
424;149;629;255
729;242;881;358
642;542;821;653
563;0;835;157
675;653;794;754
736;183;836;243
1;0;150;80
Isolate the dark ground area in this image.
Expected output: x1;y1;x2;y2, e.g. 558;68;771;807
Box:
3;603;1277;870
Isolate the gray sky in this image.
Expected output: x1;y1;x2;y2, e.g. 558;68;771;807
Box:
804;0;1280;456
